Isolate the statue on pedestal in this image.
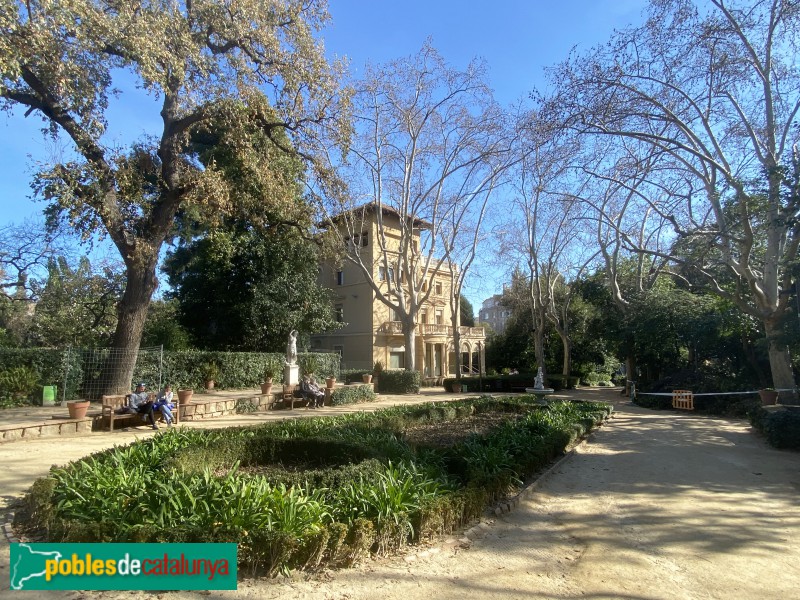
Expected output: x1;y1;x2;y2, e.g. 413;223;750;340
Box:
286;329;298;365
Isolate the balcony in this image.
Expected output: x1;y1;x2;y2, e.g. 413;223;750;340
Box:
378;322;485;339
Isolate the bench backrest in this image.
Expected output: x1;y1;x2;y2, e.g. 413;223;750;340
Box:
102;394;128;409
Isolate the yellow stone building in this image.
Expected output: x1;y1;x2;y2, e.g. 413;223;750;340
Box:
311;204;486;379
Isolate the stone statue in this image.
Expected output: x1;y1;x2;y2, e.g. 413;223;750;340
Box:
534;367;544;390
286;329;298;365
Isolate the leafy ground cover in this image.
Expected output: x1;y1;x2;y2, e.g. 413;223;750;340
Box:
15;396;611;576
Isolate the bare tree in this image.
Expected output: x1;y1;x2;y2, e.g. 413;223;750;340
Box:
548;0;800;398
329;43;509;370
0;219;70;301
501;129;598;383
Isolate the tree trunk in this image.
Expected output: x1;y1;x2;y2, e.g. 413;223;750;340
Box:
764;317;798;404
624;354;637;397
560;333;572;388
102;259;159;396
452;313;462;381
403;315;417;371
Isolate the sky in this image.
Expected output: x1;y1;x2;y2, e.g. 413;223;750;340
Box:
0;0;648;307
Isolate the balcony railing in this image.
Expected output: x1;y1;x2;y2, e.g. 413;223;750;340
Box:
378;322;485;339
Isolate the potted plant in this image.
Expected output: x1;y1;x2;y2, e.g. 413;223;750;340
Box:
67;399;90;419
325;375;336;389
362;372;373;384
759;388;779;405
177;385;194;404
201;361;220;390
260;360;279;395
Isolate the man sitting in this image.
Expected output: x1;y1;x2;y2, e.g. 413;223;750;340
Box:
120;382;158;429
300;374;325;408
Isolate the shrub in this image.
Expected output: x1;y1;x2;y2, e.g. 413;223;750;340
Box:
331;385;377;406
0;366;40;399
16;396;612;576
377;370;421;394
750;407;800;450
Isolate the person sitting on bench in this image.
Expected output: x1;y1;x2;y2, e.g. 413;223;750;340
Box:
300;374;325;408
154;384;175;426
119;382;159;429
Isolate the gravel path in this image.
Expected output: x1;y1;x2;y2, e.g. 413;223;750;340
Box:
2;389;798;599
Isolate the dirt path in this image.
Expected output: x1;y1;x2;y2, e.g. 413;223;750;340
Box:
2;390;799;599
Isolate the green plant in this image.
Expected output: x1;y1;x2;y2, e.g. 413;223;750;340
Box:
330;385;377;406
17;396;611;575
263;355;283;382
377;370;420;394
201;361;220;381
0;366;40;399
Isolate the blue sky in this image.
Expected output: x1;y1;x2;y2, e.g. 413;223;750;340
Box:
0;0;647;304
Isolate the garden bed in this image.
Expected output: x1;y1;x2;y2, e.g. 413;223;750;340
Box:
14;395;612;577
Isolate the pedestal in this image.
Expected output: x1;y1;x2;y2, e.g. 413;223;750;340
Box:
284;364;299;386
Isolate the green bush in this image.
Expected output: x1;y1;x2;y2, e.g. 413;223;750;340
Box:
16;396;612;576
331;385;377;406
750;407;800;450
377;370;421;394
0;366;40;399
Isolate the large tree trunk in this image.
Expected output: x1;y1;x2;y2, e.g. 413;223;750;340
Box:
102;259;159;396
402;315;417;371
764;317;798;405
560;332;571;388
452;313;462;381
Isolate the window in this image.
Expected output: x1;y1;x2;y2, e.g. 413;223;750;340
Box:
336;270;344;286
435;281;443;295
333;345;343;357
421;281;428;292
335;304;344;323
379;266;395;282
391;308;401;322
435;309;444;325
345;232;368;249
389;351;405;369
421;311;428;324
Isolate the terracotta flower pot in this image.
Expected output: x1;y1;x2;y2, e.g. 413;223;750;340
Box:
325;377;336;389
260;382;273;395
759;389;779;405
451;382;462;393
67;400;90;419
204;379;215;390
362;374;373;384
177;389;194;404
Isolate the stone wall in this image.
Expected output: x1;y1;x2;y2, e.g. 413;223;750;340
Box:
179;393;279;421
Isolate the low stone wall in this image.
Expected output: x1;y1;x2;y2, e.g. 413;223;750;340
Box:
0;417;93;443
179;392;279;421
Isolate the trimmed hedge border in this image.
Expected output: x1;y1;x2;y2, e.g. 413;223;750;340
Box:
14;396;612;577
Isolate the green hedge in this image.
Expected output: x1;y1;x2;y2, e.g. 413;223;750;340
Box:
0;348;340;401
634;393;761;419
161;351;339;391
442;374;582;394
0;348;81;402
330;385;377;406
377;369;421;394
15;397;611;575
750;406;800;450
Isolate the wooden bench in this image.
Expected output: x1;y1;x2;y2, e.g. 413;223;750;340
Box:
672;389;694;410
282;384;309;409
101;394;180;431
